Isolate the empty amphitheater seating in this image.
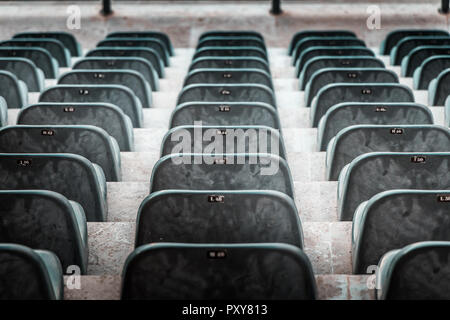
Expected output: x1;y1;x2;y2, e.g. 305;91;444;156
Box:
413;55;450;89
121;243;316;300
106;31;174;56
338;152;450;221
401;45;450;77
376;241;450;300
0;47;58;78
0;70;28;108
0;153;107;221
352;190;450;275
390;36;450;66
311;83;415;127
380;29;449;55
13;31;82;57
0;97;7;126
39;85;143;128
0;243;63;300
58;70;152;108
193;47;267;60
183;68;273;88
326;125;450;180
17;102;134;151
0;57;44;92
135;190;302;247
317;102;434;151
428;69;450;106
0;125;121;181
189;57;270;73
0;190;88;273
288;30;356;55
197;36;266;51
170;102;280;128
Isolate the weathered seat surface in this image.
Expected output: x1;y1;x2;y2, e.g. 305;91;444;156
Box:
401;45;450;77
0;57;44;92
391;36;450;65
413;55;450;90
0;47;58;79
0;70;28;108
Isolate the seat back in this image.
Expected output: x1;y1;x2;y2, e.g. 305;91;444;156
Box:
106;31;173;56
13;31;81;56
0;47;58;78
189;57;270;73
289;30;356;55
193;46;267;60
0;70;27;108
0;57;43;92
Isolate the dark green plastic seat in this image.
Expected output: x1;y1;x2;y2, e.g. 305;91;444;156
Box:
311;83;415;127
428;68;450;106
0;57;44;92
197;36;266;51
327;125;450;180
0;125;121;182
183;68;273;89
305;68;398;107
58;70;152;108
13;31;82;57
292;37;366;66
376;241;450;300
1;39;70;67
150;153;294;198
317;102;434;151
0;70;28;108
352;190;450;275
39;85;143;128
338;152;450;221
17;103;134;151
97;38;168;67
295;46;374;78
299;56;384;90
160;125;285;159
170;102;280;129
193;46;267;60
401;45;450;77
390;36;450;66
200;30;264;41
106;31;173;56
177;84;276;108
189;57;270;73
73;57;159;91
86;47;164;78
0;153;107;221
289;30;356;55
135;190;302;248
0;47;58;79
0;97;7;126
413;55;450;90
446;97;450;127
121;243;316;300
380;29;449;55
0;190;88;274
0;243;63;300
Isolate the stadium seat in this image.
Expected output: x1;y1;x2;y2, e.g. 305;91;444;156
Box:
72;57;159;91
0;97;7;126
0;190;88;274
183;68;273;89
317;102;434;151
106;31;174;56
97;38;169;67
428;69;450;106
352;190;450;275
197;36;266;51
0;57;44;92
0;70;28;108
288;30;356;55
177;84;276;107
39;85;143;128
291;37;366;66
390;36;450;66
0;47;58;79
295;46;375;77
58;70;152;108
338;152;450;221
326;125;450;180
0;243;63;300
376;241;450;300
150;153;294;198
446;96;450;127
160;125;285;158
299;56;385;90
189;57;270;73
121;243;316;300
413;55;450;90
17;102;134;152
305;68;398;107
193;47;267;60
199;30;264;41
170;101;280;129
13;31;82;57
380;29;450;55
1;38;71;67
0;153;107;221
0;125;122;182
135;190;302;247
86;47;164;78
401;45;450;77
311;83;415;127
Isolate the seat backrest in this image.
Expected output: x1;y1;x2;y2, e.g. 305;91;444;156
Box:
193;46;267;60
0;57;43;92
414;55;450;90
380;29;449;55
106;31;173;56
0;47;58;78
189;57;270;73
429;68;450;106
197;36;266;50
391;36;450;65
13;31;81;56
402;45;450;77
0;96;7;127
200;30;264;41
288;30;356;55
0;70;27;108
